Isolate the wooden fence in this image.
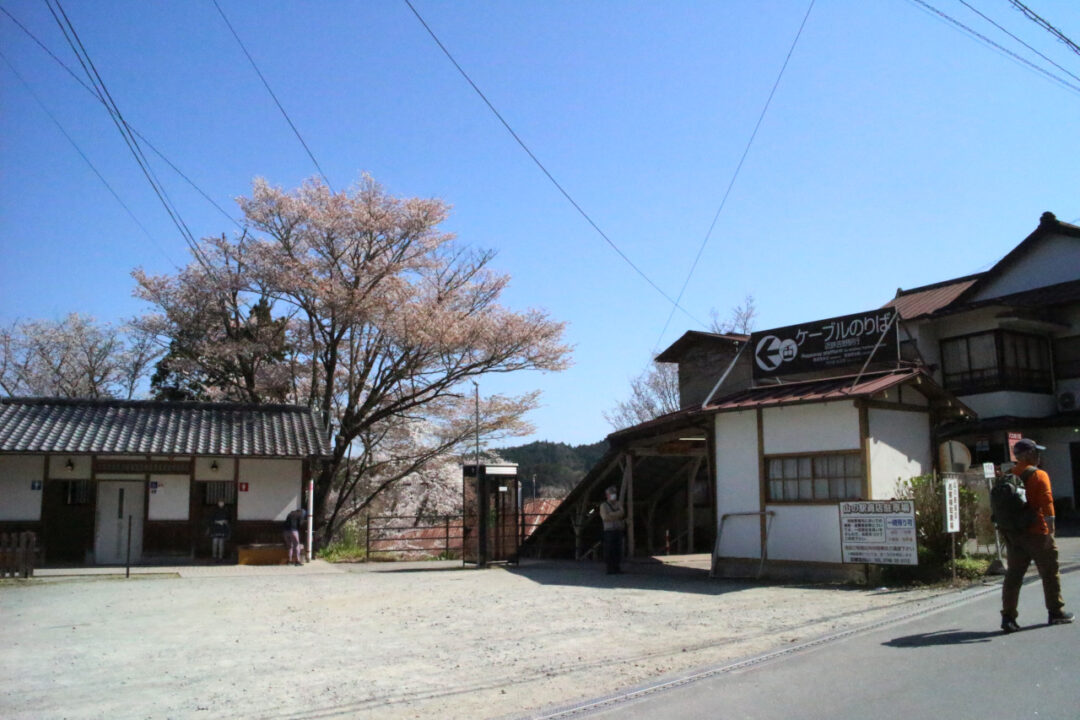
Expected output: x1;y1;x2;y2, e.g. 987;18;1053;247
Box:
1;531;37;578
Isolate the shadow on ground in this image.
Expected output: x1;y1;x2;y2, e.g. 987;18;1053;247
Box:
883;627;1016;647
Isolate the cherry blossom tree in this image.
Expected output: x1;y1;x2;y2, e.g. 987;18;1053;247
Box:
0;314;159;399
134;175;571;541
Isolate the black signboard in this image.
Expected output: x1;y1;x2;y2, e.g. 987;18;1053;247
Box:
750;308;898;379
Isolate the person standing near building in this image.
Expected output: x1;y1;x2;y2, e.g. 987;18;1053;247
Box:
283;506;306;566
1000;438;1074;633
209;499;231;562
600;486;626;575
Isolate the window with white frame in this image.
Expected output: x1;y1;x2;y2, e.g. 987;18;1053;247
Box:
766;452;863;502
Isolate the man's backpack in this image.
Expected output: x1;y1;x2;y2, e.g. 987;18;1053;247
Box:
990;467;1038;532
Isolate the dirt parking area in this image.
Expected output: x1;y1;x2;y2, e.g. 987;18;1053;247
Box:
1;558;954;719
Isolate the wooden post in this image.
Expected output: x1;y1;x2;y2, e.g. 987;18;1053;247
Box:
687;457;702;554
623;454;635;559
365;514;371;561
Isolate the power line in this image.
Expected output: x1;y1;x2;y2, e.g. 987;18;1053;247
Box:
654;0;816;351
1;1;241;230
906;0;1080;96
957;0;1080;84
0;49;176;265
402;0;706;328
211;0;334;191
46;0;217;275
1007;0;1080;58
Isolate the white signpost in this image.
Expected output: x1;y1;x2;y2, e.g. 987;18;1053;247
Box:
944;476;960;533
943;474;961;581
840;500;918;565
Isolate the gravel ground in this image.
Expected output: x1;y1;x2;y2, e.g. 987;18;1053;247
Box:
1;558;963;719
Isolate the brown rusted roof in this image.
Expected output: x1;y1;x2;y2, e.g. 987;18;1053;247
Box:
885;274;983;320
706;369;968;414
0;397;331;457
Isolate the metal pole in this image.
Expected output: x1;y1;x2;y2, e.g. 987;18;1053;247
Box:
365;513;371;562
306;479;314;563
472;381;480;469
125;514;132;579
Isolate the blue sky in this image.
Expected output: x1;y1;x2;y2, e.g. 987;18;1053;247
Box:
2;0;1078;445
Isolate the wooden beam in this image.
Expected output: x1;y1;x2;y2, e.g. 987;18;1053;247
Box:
687;456;702;553
622;453;635;558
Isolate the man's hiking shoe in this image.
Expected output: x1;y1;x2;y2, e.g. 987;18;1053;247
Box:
1048;611;1075;626
1001;617;1021;634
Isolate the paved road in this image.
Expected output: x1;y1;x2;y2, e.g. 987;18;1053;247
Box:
539;565;1080;720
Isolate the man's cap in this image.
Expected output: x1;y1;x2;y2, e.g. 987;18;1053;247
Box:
1013;438;1046;454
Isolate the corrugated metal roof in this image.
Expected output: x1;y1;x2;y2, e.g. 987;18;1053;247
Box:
0;398;331;457
706;369;942;411
885;275;982;320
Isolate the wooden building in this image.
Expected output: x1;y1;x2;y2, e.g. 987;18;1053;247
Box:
526;212;1080;579
0;398;330;564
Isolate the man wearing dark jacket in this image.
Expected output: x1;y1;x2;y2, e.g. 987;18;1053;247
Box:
283;507;306;566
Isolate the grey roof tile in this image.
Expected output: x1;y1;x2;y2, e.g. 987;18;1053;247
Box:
0;398;331;457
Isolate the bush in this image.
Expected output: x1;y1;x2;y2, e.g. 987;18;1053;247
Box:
883;475;987;586
895;474;978;564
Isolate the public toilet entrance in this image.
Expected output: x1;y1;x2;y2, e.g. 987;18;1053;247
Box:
462;464;520;567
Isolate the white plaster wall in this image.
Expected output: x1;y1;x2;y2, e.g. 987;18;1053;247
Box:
148;474;190;521
959;391;1056;418
46;455;91;480
237;459;301;521
0;455;44;521
970;234;1080;301
1036;426;1078;505
714;411;762;559
763;401;860;454
868;409;931;499
764;504;842;563
194;457;235;482
1057;377;1080;404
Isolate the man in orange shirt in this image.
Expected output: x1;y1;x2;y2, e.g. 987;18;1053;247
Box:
1000;438;1074;633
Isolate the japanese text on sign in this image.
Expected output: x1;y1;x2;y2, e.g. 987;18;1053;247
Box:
750;308;898;379
839;500;918;566
943;475;960;534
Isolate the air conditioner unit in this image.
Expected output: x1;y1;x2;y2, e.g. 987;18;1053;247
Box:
1058;391;1077;412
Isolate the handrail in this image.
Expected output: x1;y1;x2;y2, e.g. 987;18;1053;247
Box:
710;510;775;580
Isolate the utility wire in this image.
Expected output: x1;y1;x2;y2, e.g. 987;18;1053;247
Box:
1;3;241;229
46;0;218;275
654;0;816;352
0;49;176;265
1008;0;1080;58
402;0;706;328
212;0;334;191
957;0;1080;84
907;0;1080;96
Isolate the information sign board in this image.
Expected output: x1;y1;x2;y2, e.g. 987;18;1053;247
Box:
943;475;960;533
840;500;917;565
749;308;898;379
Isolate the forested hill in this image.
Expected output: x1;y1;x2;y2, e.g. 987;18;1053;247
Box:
493;440;608;498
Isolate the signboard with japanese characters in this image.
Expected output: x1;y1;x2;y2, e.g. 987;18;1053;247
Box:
839;500;918;565
749;308;898;379
943;475;960;533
